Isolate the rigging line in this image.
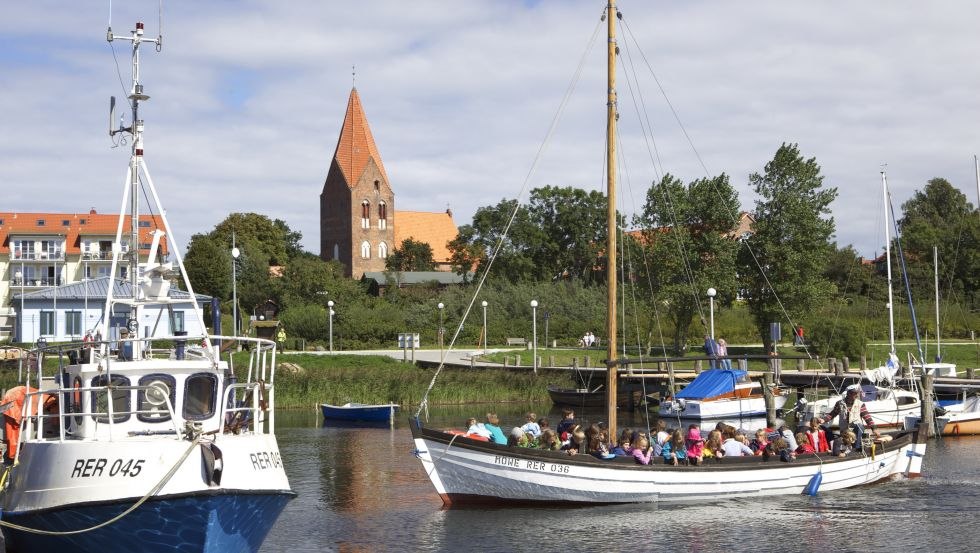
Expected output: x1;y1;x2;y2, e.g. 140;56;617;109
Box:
414;12;605;417
616;19;665;182
886;188;926;365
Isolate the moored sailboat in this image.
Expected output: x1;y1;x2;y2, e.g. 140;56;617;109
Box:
410;1;926;505
0;18;293;552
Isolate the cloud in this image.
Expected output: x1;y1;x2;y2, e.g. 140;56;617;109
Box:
1;0;977;263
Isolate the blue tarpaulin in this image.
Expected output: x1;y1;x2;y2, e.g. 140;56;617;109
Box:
675;369;747;400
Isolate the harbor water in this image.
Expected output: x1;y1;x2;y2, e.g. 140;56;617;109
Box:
262;404;978;552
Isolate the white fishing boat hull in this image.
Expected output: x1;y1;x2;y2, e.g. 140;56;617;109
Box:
659;392;789;419
411;420;926;505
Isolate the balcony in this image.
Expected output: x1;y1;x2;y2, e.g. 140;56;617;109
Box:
11;250;65;261
10;277;63;288
81;251;116;261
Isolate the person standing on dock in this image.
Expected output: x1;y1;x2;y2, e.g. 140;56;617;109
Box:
815;384;879;454
703;335;718;369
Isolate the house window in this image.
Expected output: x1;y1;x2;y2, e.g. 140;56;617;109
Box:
65;311;82;336
62;219;70;227
360;241;371;259
96;266;112;278
379;242;388;259
36;219;45;227
79;218;86;225
139;220;151;227
40;311;55;336
171;311;186;333
378;201;387;230
361;200;370;229
183;373;218;420
13;240;35;259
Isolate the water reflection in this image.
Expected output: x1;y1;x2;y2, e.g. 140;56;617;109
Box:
262;406;980;552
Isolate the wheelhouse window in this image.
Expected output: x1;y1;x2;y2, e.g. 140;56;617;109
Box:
91;374;131;423
183;373;218;421
361;200;370;229
138;374;176;422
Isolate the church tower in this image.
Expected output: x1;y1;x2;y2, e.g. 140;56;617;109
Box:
319;88;395;277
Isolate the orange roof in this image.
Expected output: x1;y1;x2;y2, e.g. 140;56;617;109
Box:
0;211;167;255
332;88;389;187
394;210;459;264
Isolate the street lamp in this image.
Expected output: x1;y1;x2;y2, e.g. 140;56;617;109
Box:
231;236;240;338
707;287;717;341
481;300;488;355
15;269;23;342
327;300;335;352
437;302;445;362
530;299;538;374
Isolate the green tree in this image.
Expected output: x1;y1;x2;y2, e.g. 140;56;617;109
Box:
183;234;230;299
896;178;980;310
637;173;740;353
738;143;838;351
386;238;436;271
212;213;301;266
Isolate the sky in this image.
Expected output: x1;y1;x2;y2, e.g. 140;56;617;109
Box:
1;1;978;260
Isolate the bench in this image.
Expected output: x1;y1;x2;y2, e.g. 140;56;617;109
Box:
506;337;527;347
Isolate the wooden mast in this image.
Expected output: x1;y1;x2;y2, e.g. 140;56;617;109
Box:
605;1;619;440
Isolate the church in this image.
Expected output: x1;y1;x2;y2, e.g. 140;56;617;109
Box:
319;88;458;278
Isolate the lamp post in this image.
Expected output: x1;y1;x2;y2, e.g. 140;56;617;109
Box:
15;269;23;343
231;235;240;338
530;299;538;374
707;287;717;341
327;300;335;352
481;300;488;355
437;302;445;362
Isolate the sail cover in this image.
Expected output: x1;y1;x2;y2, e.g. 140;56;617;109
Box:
675;369;747;400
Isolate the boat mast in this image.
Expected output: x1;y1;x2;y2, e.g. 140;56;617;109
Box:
881;170;896;356
605;1;619;438
975;155;979;216
934;245;940;362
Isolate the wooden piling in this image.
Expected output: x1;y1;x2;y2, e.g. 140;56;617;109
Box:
516;355;522;367
797;358;805;371
967;367;975;380
763;372;776;427
842;357;850;372
585;356;592;368
549;355;555;367
921;373;935;438
694;360;702;373
860;355;867;371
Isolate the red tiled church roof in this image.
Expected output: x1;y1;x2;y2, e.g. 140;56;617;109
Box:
394;210;458;265
332;88;390;187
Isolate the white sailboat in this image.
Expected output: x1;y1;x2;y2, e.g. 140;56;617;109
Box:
0;19;293;552
801;171;922;429
410;1;926;505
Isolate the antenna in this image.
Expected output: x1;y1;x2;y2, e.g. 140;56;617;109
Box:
108;96;116;136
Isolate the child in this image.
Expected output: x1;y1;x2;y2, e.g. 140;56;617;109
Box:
556;408;577;440
795;432;815;455
521;412;542;438
653;420;669;456
685;425;705;466
538;429;561;451
662;429;688;466
632;435;655;465
750;429;769;455
773;437;795;462
806;418;830;453
837;430;857;457
702;429;724;460
484;413;508;445
610;428;633;456
465;417;492;439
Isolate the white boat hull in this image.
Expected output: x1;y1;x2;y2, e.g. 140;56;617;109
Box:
802;388;921;429
411;420;926;505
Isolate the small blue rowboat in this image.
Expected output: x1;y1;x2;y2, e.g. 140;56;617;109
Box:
320;402;399;423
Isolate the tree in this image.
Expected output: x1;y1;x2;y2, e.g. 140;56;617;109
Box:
386;238;436;272
183;234;230;299
896;178;980;310
637;173;741;353
212;213;301;265
738;143;838;351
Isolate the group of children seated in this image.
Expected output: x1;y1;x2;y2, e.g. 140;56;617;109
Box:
459;408;863;465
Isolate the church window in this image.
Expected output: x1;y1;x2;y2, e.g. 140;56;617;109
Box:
361;200;370;229
378;242;388;259
333;243;339;260
374;180;380;192
360;241;371;259
378;201;387;230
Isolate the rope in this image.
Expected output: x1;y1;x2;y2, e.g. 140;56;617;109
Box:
0;436;202;536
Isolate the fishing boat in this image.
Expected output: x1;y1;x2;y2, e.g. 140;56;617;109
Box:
0;20;293;552
410;1;927;505
321;402;399;423
658;369;789;419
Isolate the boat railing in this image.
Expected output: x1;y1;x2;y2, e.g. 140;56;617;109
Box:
219;380;275;436
17;382;183;460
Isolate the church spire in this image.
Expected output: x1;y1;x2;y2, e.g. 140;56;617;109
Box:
332;88;389;187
